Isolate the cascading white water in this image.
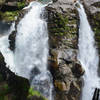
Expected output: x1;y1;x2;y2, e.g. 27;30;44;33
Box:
15;2;48;79
0;2;53;100
0;22;15;68
75;1;100;100
15;2;53;100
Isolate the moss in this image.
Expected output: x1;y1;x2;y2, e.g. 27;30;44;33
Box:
17;1;26;9
0;11;18;22
48;12;77;37
89;12;100;52
28;87;41;97
28;87;47;100
0;1;26;22
92;12;100;34
91;12;100;39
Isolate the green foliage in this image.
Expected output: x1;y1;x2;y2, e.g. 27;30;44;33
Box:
28;87;41;97
28;87;47;100
0;1;26;22
49;12;77;37
0;11;18;22
17;1;26;9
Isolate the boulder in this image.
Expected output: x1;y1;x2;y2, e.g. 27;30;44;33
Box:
9;31;16;51
49;48;83;100
72;61;85;78
54;80;68;91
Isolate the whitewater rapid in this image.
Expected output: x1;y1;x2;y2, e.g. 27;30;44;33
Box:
76;1;100;100
0;2;53;100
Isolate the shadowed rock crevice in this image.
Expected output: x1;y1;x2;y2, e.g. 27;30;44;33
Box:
0;52;30;100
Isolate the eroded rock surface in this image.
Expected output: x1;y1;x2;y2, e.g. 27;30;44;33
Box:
47;0;100;100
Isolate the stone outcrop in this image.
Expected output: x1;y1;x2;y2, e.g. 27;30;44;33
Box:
47;0;100;100
0;52;30;100
48;49;84;100
47;1;83;100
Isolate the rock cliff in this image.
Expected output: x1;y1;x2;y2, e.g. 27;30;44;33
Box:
47;0;100;99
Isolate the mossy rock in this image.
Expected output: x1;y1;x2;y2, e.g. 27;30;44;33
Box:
47;7;78;48
0;1;26;22
48;7;77;36
0;52;30;100
28;87;48;100
0;11;19;22
17;1;26;9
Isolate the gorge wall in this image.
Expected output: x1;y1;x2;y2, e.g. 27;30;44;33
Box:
47;0;100;100
0;0;100;100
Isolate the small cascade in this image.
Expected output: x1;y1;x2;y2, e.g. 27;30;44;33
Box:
0;1;53;100
75;1;100;100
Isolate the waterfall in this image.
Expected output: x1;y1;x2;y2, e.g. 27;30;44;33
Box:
75;1;100;100
0;1;53;100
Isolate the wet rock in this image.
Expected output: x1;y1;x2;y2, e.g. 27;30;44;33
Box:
1;0;100;100
58;49;77;64
8;6;29;51
72;61;85;78
49;48;83;100
0;52;46;100
48;0;75;13
9;31;16;51
47;0;100;99
28;96;46;100
47;1;83;99
48;49;58;69
54;80;68;91
81;0;100;14
0;0;26;22
0;52;30;100
67;80;82;100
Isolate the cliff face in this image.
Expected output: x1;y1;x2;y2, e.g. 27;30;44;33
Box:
0;52;30;100
47;0;100;100
47;1;83;100
0;0;100;100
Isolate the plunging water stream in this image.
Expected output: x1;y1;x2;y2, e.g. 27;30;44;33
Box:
0;1;53;100
75;1;100;100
